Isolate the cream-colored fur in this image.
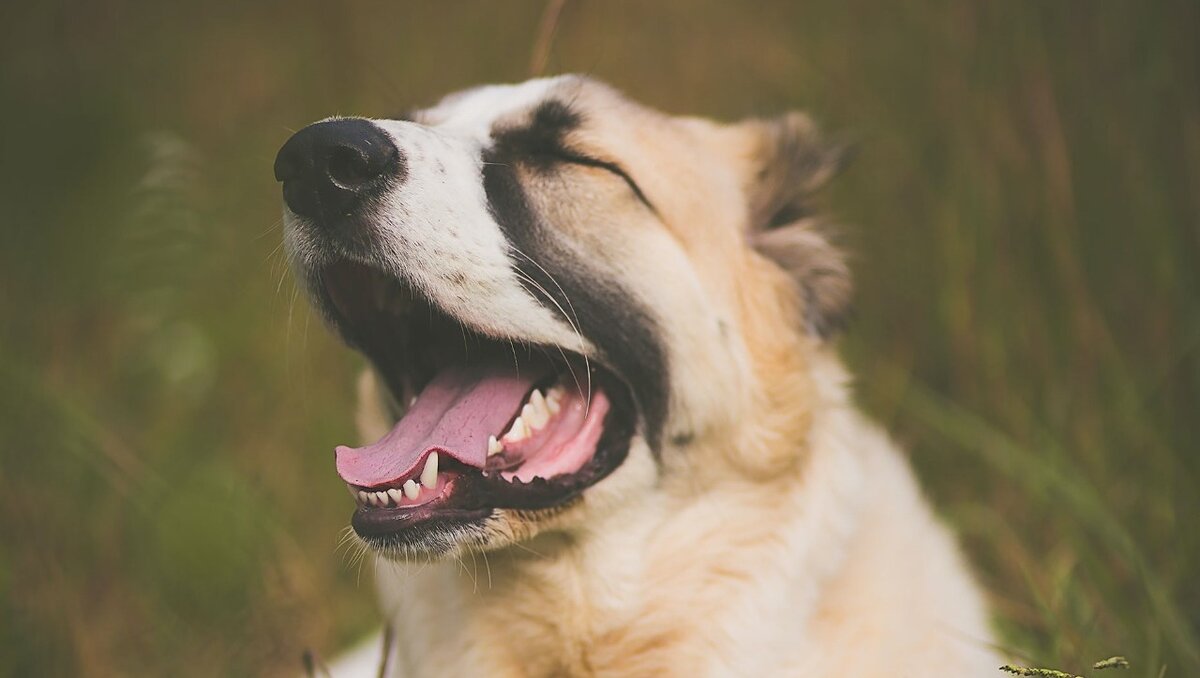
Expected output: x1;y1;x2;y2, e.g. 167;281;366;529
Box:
307;77;998;677
345;360;998;676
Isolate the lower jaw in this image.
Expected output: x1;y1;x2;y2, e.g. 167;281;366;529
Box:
351;503;492;538
348;468;587;540
347;382;639;550
352;507;497;559
347;454;630;551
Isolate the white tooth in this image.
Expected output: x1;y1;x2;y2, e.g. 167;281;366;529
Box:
521;403;537;428
376;491;390;507
403;479;420;499
358;490;370;505
409;396;417;407
387;488;404;504
366;492;379;507
488;435;504;456
530;389;549;415
545;388;562;414
503;416;528;443
523;401;548;430
421;452;439;488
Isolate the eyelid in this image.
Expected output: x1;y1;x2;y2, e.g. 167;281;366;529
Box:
552;149;657;213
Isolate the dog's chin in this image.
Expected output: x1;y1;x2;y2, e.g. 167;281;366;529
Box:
313;260;641;559
357;503;581;562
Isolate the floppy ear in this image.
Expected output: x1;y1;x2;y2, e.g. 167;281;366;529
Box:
739;113;853;340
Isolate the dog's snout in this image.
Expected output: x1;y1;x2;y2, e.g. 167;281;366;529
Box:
274;118;403;225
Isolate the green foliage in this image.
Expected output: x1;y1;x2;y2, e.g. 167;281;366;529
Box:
0;1;1195;675
998;654;1130;677
1001;664;1083;678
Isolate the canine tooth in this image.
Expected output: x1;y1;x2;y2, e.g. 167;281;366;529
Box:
488;435;504;456
504;416;529;442
358;490;370;505
387;488;404;504
421;452;439;488
403;479;420;499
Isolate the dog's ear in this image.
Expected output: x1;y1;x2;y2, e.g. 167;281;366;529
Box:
738;113;853;340
752;221;852;340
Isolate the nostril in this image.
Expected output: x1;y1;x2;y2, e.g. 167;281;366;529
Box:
327;145;374;188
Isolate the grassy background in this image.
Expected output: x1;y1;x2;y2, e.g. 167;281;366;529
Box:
1;1;1196;675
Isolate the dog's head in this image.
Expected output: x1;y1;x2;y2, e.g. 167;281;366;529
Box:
276;76;849;558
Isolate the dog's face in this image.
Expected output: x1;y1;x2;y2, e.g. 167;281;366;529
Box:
276;76;848;558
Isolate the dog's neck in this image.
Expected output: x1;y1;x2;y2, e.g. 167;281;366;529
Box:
374;356;872;677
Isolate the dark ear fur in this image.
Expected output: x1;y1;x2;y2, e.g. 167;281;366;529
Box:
753;222;852;339
743;113;853;340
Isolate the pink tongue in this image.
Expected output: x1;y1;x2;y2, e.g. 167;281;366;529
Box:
335;361;550;488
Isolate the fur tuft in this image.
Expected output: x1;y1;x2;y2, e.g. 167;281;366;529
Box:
751;221;852;339
743;112;849;229
741;113;853;339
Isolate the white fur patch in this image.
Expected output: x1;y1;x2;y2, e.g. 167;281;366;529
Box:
418;76;568;141
283;76;594;355
365;117;589;352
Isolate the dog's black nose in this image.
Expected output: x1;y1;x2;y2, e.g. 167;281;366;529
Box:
274;119;403;225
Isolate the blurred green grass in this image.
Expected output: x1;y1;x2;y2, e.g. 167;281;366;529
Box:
0;1;1196;675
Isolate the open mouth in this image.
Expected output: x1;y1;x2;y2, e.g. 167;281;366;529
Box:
316;261;637;550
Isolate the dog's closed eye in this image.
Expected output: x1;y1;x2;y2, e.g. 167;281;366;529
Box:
549;149;655;212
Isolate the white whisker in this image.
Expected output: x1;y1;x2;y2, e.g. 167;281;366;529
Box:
509;246;593;414
510;265;592;412
511;268;587;404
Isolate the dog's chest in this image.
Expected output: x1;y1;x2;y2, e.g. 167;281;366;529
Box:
381;544;720;677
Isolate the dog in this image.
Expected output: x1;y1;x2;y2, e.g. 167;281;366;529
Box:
275;75;999;677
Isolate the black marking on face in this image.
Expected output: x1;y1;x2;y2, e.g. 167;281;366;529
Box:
481;100;670;450
495;100;583;172
495;100;657;212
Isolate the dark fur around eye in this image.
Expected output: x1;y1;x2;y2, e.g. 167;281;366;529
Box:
489;100;656;213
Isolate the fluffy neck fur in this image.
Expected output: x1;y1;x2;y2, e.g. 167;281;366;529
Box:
370;347;878;677
359;263;995;677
